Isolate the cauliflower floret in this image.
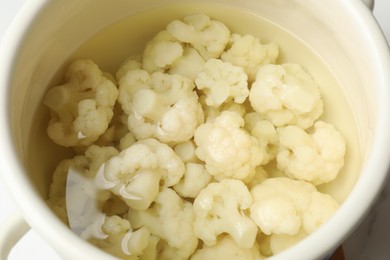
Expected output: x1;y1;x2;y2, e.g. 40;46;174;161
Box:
249;177;339;236
221;33;279;82
96;138;185;210
89;215;150;259
173;140;199;163
142;30;184;73
194;111;264;182
269;230;308;255
277;121;346;185
116;56;142;82
166;14;230;60
191;235;264;260
249;63;323;129
118;70;204;144
195;58;249;107
47;145;118;227
173;163;212;198
169;47;205;81
193;179;258;248
43;59;119;147
244;112;278;164
129;188;198;260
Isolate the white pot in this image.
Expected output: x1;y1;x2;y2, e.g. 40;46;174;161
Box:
0;0;389;259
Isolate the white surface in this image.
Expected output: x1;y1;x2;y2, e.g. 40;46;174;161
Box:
0;0;389;259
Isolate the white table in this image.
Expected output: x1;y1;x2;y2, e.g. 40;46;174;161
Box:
1;1;389;259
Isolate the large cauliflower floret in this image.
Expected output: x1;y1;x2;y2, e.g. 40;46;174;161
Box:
249;63;323;129
221;33;279;82
129;188;199;260
118;70;204;144
193;179;258;248
194;111;264;182
89;215;150;259
96;138;185;210
142;30;184;73
277;121;346;185
191;235;264;260
47;145;118;227
43;59;119;147
195;58;249;107
166;14;230;60
249;177;339;236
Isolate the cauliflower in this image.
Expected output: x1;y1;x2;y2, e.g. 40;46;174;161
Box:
249;177;339;236
166;14;230;60
244;112;278;164
173;163;212;198
89;215;150;259
118;70;204;144
96;138;185;210
193;179;258;248
221;33;279;82
116;56;142;82
47;145;118;228
195;58;249;107
169;47;205;81
194;111;264;182
269;230;308;255
142;30;184;73
173;140;199;163
277;121;346;185
191;235;264;260
128;188;198;259
43;59;119;147
249;63;323;129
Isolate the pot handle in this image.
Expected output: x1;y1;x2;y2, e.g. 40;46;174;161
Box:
0;211;30;259
362;0;374;10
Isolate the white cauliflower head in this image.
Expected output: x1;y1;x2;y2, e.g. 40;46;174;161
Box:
221;33;279;82
43;59;119;147
195;58;249;107
118;70;204;144
250;177;339;236
249;63;323;129
191;235;264;260
277;121;346;185
193;179;258;248
166;14;230;60
96;138;185;210
194;111;264;182
128;188;199;259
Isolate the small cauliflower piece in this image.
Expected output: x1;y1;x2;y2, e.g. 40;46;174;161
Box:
129;188;198;260
47;145;118;225
244;112;278;164
250;177;339;236
169;47;206;81
173;140;199;163
118;70;204;144
221;33;279;82
97;138;185;210
195;58;249;107
43;59;119;147
89;215;150;259
173;163;212;198
116;56;142;82
166;14;230;60
249;63;323;129
191;235;264;260
193;179;258;248
269;230;308;255
142;30;184;73
277;121;346;185
194;111;264;182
